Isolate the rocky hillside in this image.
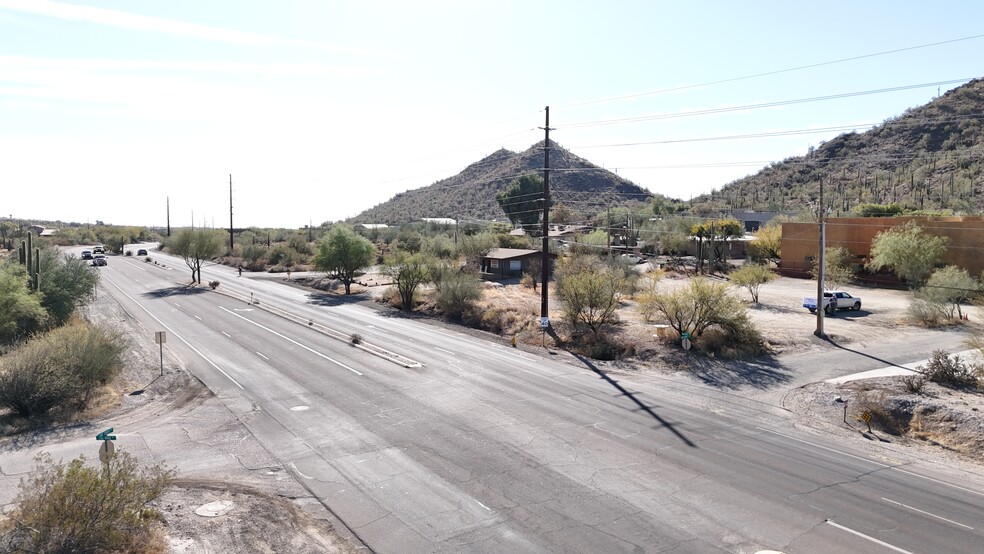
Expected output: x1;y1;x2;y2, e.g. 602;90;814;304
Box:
349;141;653;225
691;77;984;215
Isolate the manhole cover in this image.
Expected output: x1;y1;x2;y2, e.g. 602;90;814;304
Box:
195;500;234;517
290;405;310;411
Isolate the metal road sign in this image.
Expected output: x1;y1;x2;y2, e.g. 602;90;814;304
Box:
96;428;117;441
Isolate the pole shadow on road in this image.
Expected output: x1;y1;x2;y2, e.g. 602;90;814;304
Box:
826;338;911;369
574;355;696;448
142;286;209;299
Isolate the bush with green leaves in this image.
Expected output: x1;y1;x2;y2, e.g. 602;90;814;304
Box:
555;255;624;335
0;450;173;553
38;247;100;325
917;349;980;389
434;268;483;320
729;263;776;303
0;322;125;417
651;277;762;356
0;262;48;344
809;245;855;291
917;265;981;319
867;220;948;288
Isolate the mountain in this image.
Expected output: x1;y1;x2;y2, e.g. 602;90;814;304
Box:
690;77;984;215
348;141;654;225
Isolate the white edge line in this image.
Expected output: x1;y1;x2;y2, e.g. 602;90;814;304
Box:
221;331;231;337
435;347;455;355
757;427;984;497
754;427;889;467
220;306;363;376
880;497;974;529
825;520;915;554
102;275;243;389
475;499;491;511
889;467;984;498
256;351;269;360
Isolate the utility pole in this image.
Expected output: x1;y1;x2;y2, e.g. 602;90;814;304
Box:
814;176;827;339
540;107;552;329
229;174;234;252
166;196;171;237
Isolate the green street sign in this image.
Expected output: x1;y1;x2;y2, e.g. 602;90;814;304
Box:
681;332;691;339
96;427;117;441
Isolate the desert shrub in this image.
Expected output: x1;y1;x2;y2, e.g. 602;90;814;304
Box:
0;451;172;553
729;263;777;303
0;322;125;417
906;297;947;326
435;270;483;320
241;244;268;270
901;374;926;394
350;333;362;345
267;244;295;266
208;280;220;290
853;391;910;435
918;349;979;389
480;308;503;333
575;333;634;361
520;273;536;289
636;290;661;323
287;235;313;256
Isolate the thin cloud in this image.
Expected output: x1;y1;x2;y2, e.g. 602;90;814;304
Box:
0;55;373;77
0;0;365;53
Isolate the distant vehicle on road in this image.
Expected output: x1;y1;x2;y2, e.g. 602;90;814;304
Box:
137;248;148;256
81;250;93;260
92;245;105;254
92;254;107;266
803;291;861;313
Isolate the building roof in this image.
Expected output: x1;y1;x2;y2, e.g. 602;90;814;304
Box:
354;223;389;229
485;248;540;260
421;218;456;225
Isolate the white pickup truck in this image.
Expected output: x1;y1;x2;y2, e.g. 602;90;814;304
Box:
803;291;862;313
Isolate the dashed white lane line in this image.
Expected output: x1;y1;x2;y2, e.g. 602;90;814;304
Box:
219;306;363;376
825;520;914;554
221;331;231;338
256;352;269;360
881;497;974;529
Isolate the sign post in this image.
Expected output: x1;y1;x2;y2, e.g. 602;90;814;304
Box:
539;317;549;347
155;331;166;376
96;428;117;472
681;331;692;351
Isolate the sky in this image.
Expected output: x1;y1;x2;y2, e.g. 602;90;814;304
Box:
2;0;983;229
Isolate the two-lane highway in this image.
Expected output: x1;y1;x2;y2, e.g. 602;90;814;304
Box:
97;250;984;553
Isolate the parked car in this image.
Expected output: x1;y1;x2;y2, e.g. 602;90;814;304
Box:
81;250;93;260
803;290;861;313
620;253;645;264
137;248;148;256
92;254;107;266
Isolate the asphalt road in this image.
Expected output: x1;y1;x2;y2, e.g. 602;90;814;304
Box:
92;248;984;553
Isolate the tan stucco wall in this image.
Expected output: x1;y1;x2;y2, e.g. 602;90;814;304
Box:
781;216;984;277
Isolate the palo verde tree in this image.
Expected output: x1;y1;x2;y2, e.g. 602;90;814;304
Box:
555;254;624;335
690;218;744;273
313;225;376;295
810;245;855;290
496;173;543;236
729;263;776;303
38;247;100;325
0;262;47;344
385;251;431;310
168;228;225;284
748;223;782;266
867;220;948;289
918;265;981;319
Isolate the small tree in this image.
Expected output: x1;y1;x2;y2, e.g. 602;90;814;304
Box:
556;256;624;335
496;174;543;236
918;265;981;319
0;451;172;553
0;262;48;344
729;264;776;303
168;228;225;284
38;247;100;325
386;251;431;311
690;218;744;273
867;221;948;289
313;225;376;295
747;223;782;266
810;245;855;290
434;268;483;319
652;277;748;339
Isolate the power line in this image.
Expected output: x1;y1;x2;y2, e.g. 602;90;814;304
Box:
560;33;984;108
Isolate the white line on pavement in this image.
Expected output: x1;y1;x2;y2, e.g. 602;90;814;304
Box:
825;520;914;553
219;306;363;376
256;352;269;360
880;497;974;529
